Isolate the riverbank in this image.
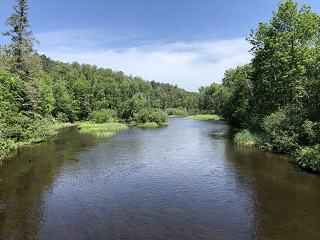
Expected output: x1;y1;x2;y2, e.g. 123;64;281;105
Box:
234;128;320;174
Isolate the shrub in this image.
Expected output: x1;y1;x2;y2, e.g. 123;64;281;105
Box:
297;145;320;173
56;112;69;123
89;109;117;124
0;128;9;161
166;108;188;117
134;108;168;126
261;109;299;153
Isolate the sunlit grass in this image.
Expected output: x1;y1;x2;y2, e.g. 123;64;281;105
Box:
188;114;222;121
93;131;116;139
78;122;128;138
137;122;159;128
137;121;169;128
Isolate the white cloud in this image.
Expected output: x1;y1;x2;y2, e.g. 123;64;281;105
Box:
36;29;252;92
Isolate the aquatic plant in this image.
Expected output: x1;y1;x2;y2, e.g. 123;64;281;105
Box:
137;122;159;128
188;115;221;121
78;122;128;138
234;129;261;147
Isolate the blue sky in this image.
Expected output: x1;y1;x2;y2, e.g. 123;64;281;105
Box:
1;0;319;92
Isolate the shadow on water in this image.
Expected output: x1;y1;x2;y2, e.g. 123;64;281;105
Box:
223;137;320;240
0;126;103;240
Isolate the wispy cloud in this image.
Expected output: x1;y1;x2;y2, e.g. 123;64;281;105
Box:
36;29;252;92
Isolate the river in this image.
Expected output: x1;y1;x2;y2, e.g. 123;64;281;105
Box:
0;118;319;239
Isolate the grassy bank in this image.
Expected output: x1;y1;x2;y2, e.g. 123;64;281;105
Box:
234;129;262;147
188;114;222;121
78;122;128;138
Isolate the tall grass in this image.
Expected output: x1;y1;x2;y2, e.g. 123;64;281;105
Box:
234;129;262;146
188;114;222;121
137;122;159;128
78;122;128;138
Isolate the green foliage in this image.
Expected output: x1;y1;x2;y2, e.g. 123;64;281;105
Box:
0;0;202;160
297;145;320;173
222;64;253;127
89;109;117;124
261;109;300;153
247;0;320;119
166;108;188;117
198;83;230;116
0;120;10;160
78;122;128;132
24;115;57;143
134;108;169;127
200;1;320;165
78;122;128;138
299;121;320;146
137;122;159;128
2;0;38;79
188;115;221;121
234;129;262;146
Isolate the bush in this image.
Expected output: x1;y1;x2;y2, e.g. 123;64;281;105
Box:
0;129;9;161
297;145;320;173
166;108;188;117
261;109;299;153
299;121;319;146
56;112;69;123
89;109;117;124
20;114;57;143
134;108;168;126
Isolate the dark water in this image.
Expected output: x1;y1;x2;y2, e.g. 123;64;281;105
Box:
0;118;319;240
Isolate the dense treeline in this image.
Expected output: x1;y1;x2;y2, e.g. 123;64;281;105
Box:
0;0;200;160
0;54;200;159
201;0;320;172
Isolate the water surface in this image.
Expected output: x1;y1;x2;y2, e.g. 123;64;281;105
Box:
0;118;319;239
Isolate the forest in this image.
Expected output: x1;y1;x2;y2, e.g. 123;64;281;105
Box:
200;0;320;173
1;0;320;173
0;0;203;160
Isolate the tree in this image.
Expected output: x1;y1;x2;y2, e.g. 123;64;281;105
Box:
2;0;38;78
246;0;320;120
222;64;253;127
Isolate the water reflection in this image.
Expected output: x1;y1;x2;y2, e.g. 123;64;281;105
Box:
0;127;102;239
224;140;320;239
0;119;319;239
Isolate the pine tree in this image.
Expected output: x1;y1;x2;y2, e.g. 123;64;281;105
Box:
2;0;38;79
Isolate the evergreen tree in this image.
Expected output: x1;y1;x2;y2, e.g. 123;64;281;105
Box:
2;0;38;79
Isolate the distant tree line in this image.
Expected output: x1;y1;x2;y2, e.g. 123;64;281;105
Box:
0;0;200;160
200;0;320;172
